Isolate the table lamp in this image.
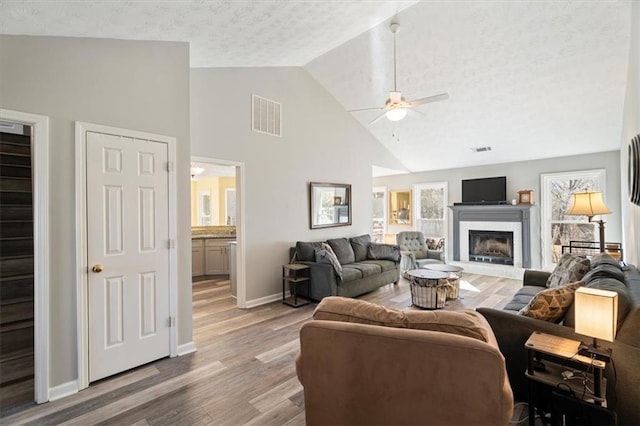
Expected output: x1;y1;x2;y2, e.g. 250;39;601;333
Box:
575;287;618;362
566;190;612;252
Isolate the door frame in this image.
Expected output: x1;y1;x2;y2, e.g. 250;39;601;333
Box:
191;156;246;308
0;109;50;403
75;122;178;390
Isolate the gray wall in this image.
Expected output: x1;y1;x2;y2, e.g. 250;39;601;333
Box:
620;1;640;266
374;151;621;269
0;36;192;388
190;67;406;301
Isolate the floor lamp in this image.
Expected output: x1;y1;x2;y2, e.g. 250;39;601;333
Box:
566;190;612;253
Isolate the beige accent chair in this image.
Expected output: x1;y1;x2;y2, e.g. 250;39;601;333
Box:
296;297;514;426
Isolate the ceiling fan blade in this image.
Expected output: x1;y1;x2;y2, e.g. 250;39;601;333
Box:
369;111;387;125
407;93;450;107
406;108;426;118
348;106;385;113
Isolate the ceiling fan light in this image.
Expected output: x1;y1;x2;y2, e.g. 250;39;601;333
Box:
386;108;407;122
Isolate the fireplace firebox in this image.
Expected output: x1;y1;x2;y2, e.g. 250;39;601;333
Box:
468;230;514;265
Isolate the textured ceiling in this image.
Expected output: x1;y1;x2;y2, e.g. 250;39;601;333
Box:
0;0;632;173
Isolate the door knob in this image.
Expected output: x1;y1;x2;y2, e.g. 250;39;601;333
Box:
92;264;104;273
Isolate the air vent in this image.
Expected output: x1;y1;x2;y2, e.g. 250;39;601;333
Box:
252;94;281;137
471;146;492;153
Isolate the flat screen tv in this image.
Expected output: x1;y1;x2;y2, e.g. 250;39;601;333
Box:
461;176;507;204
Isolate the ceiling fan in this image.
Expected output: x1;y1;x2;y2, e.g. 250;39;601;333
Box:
349;22;449;125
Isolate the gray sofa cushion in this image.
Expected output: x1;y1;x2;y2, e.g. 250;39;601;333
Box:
503;286;545;312
327;238;356;265
350;234;371;262
341;265;363;282
367;243;401;262
360;259;397;272
582;264;625;283
296;241;324;262
347;262;382;278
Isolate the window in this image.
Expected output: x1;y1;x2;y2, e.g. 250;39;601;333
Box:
540;169;606;269
198;190;212;226
372;186;386;243
225;188;236;226
413;182;448;238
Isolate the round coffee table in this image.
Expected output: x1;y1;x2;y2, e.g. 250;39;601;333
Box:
424;264;464;300
406;269;450;309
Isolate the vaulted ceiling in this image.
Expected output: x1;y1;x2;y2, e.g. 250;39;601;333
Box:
1;0;632;173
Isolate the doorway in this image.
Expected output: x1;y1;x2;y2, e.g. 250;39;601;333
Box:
0;109;49;406
190;157;245;308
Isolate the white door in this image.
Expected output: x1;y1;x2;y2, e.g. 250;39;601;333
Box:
86;131;170;382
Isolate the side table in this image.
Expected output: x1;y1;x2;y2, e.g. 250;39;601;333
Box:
282;263;310;307
524;331;616;426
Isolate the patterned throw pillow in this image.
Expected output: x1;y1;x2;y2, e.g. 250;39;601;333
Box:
425;237;445;251
519;281;583;322
546;253;591;288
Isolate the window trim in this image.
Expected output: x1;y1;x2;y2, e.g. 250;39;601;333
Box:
412;181;448;236
540;169;607;269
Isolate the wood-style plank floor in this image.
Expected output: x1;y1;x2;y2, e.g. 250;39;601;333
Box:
0;273;524;425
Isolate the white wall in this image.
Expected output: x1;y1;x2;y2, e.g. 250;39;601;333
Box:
0;36;192;388
190;67;406;301
620;1;640;266
374;151;621;269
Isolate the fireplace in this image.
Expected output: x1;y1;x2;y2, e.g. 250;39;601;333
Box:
450;204;532;270
468;230;514;265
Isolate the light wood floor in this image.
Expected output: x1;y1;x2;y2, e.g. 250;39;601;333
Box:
0;273;524;425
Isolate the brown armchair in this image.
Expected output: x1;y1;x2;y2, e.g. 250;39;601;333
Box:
296;297;514;425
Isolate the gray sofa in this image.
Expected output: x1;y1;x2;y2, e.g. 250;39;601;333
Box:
292;234;400;301
478;254;640;425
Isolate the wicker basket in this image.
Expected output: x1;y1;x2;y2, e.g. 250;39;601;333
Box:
444;277;460;300
410;278;451;309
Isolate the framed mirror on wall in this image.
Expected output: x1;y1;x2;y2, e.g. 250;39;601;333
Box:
389;190;412;225
309;182;351;229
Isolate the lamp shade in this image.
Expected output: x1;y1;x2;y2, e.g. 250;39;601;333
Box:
567;190;612;217
575;287;618;342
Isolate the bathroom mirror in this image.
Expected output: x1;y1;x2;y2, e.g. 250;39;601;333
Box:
389;190;412;225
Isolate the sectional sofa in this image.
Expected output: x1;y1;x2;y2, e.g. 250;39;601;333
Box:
478;253;640;425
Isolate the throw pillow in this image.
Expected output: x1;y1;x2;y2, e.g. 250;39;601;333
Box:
327;238;356;265
313;296;491;342
367;243;401;262
519;281;583;322
349;234;372;262
315;243;342;279
546;253;591;288
425;237;445;251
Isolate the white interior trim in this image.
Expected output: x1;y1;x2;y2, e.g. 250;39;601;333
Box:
540;169;607;269
0;109;50;404
191;156;247;308
75;122;178;390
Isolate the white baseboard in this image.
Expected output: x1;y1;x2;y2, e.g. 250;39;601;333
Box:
48;380;78;401
177;341;197;356
245;292;287;308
